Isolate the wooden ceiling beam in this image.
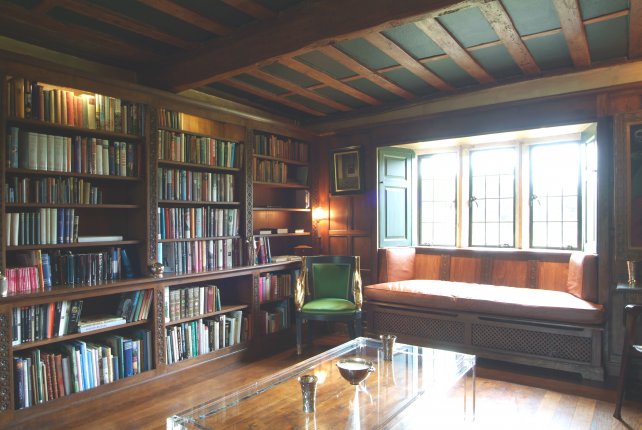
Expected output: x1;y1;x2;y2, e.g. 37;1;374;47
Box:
57;0;197;50
478;1;540;76
222;78;326;116
552;0;591;67
32;0;60;14
415;18;495;85
220;0;277;20
248;69;352;111
143;0;475;91
317;45;414;100
630;0;642;59
138;0;234;36
277;57;381;106
363;33;455;92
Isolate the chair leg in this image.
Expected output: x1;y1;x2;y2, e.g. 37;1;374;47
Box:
614;349;631;419
306;320;314;349
355;318;362;337
296;316;303;355
347;320;355;339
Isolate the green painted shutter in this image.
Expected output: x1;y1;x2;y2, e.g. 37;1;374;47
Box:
378;147;413;247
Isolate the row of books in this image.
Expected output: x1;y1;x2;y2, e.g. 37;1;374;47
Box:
253;158;288;184
12;300;83;345
165;311;246;365
7;78;145;135
7;128;141;177
164;284;222;322
157;168;235;202
14;330;152;409
7;208;79;246
5;176;102;205
158;108;182;130
158;207;239;240
254;236;272;264
159;239;237;275
258;272;294;303
254;133;309;162
114;289;154;324
157;130;243;169
258;300;290;335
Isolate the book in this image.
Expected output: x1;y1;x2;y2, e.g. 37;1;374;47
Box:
77;314;126;333
77;235;123;243
276;228;288;234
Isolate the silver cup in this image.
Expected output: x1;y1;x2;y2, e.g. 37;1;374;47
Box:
380;334;397;361
298;374;318;413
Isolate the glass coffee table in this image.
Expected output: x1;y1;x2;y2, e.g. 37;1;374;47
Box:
168;337;475;429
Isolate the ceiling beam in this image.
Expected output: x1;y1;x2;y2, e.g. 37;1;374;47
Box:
363;33;455;92
57;0;197;50
630;0;642;59
32;0;60;14
552;0;591;67
220;0;277;20
478;1;540;76
317;45;414;100
138;0;234;36
415;17;495;85
222;78;326;116
278;58;382;106
248;69;352;111
142;0;475;91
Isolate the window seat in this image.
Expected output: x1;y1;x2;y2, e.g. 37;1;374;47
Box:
364;247;605;381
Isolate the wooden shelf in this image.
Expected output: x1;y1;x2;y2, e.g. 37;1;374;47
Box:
12;319;149;351
253;154;308;166
157;159;240;173
6;116;144;141
6;203;140;209
165;304;248;326
253;207;310;212
7;240;140;250
158;236;240;243
6;168;142;181
254;232;310;237
253;181;308;189
158;200;240;206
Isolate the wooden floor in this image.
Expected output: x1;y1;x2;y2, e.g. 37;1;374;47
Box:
7;336;642;430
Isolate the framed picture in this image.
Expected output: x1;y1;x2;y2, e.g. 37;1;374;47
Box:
331;146;363;195
615;110;642;259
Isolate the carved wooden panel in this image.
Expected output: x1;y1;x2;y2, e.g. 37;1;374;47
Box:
537;261;568;292
0;311;10;412
329;236;349;256
155;288;166;366
352;195;371;232
148;109;159;264
439;255;451;281
527;260;539;289
491;259;529;288
329;197;350;231
449;256;481;283
415;254;441;279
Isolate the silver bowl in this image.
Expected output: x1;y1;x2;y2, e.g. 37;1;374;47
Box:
336;358;375;385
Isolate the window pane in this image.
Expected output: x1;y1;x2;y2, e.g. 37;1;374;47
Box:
472;199;485;222
419;153;457;246
500;198;513;222
563;196;578;221
532;222;547;248
563;222;578;249
547;221;563;248
486;199;500;222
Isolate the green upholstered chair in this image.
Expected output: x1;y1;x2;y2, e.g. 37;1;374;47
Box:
294;255;362;355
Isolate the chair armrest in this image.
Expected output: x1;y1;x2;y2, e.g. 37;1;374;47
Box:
295;257;309;312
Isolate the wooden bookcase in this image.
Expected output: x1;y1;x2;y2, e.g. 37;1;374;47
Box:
0;68;310;425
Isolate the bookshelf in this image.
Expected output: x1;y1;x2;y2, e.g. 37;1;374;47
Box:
252;131;312;258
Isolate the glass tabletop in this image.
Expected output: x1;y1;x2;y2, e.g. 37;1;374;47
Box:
168;337;475;429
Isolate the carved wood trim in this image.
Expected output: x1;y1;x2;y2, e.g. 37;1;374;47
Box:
245;131;254;265
439;255;451;281
0;312;11;412
480;257;493;284
155;288;166;366
528;260;539;289
148;108;159;265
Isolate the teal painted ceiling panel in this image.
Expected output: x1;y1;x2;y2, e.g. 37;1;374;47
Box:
206;82;304;117
295;51;356;80
313;87;369;109
437;7;499;48
579;0;628;20
286;94;337;114
425;58;478;88
383;23;444;59
346;78;404;102
524;33;573;70
335;38;398;70
48;8;176;53
470;45;522;79
233;73;289;95
254;0;305;12
585;17;628;62
382;69;439;95
501;0;561;36
166;0;254;26
260;63;320;87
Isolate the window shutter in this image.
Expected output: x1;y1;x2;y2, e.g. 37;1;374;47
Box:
378;147;413;247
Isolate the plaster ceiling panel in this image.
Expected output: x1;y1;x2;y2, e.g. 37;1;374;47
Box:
382;69;439;95
313;87;370;109
579;0;629;20
501;0;561;36
585;16;628;62
470;45;522;80
523;33;573;70
424;57;479;88
335;38;398;70
260;63;320;87
232;73;290;95
382;23;444;59
295;51;356;80
437;7;499;48
285;94;337;114
346;78;404;102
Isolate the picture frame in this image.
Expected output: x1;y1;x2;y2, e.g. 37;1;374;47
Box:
614;110;642;260
331;146;363;195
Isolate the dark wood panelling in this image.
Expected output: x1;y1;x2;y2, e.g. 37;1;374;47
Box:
329;196;350;231
329;236;349;256
352;195;372;232
353;236;372;285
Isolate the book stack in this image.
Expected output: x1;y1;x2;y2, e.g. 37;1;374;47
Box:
5;176;102;205
157;168;235;202
12;299;83;345
7;78;145;135
252;158;287;183
157;207;239;239
7;128;141;177
77;314;126;333
157;130;243;169
159;238;236;275
43;247;133;287
254;133;309;162
6;208;79;246
164;284;221;322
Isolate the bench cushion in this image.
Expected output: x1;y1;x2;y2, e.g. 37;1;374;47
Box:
365;280;604;325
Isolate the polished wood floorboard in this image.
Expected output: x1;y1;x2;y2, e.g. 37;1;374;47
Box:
8;336;642;430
